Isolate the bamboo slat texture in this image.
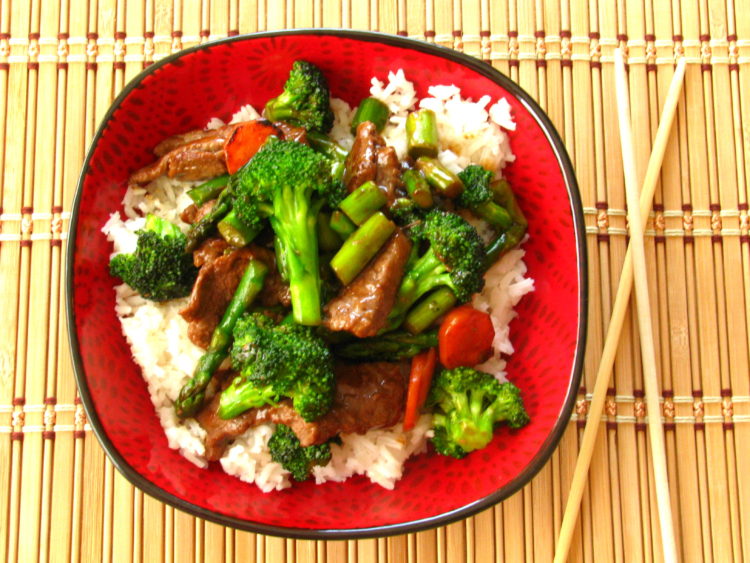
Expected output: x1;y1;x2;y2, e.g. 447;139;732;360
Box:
0;0;748;561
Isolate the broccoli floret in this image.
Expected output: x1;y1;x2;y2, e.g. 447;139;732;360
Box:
456;165;493;209
268;423;332;481
264;61;334;133
218;313;335;422
233;136;344;325
387;209;485;328
429;367;530;459
389;197;426;242
456;165;513;230
109;214;197;301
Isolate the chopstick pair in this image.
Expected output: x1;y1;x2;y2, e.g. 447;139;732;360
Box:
553;51;687;563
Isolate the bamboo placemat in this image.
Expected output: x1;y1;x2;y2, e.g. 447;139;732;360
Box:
1;0;748;561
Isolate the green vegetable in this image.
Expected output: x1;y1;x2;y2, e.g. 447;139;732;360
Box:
350;97;390;133
264;60;334;133
387;209;485;329
339;180;387;225
218;313;335;421
268;424;332;481
317;211;343;252
232;137;345;325
307;131;348;181
329;210;357;239
187;175;229;207
174;259;269;418
109;214;198;302
217;209;264;247
406;109;439;159
457;165;513;230
402;169;433;209
415;157;464;198
332;330;438;361
429;367;530;459
484;179;528;265
184;189;233;253
403;286;458;334
329;211;395;285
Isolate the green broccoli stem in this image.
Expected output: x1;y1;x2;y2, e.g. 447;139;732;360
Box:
332;330;438;361
329;211;395;285
274;236;289;282
184;191;232;253
339;180;387;225
415;157;464;198
472;200;513;230
403;286;458;334
144;213;182;236
402;169;433;208
317;211;343;252
307;131;348;181
217;209;263;247
406;109;439;159
329;210;357;239
187;175;229;207
175;259;269;419
270;185;324;325
350;97;390;133
218;378;281;419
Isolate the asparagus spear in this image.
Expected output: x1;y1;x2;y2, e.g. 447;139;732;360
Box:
174;259;269;418
350;97;390;133
217;209;264;247
317;211;343;252
329;210;357;240
184;189;232;252
329;212;395;285
339;180;387;225
402;169;433;208
403;286;458;334
415;157;464;198
333;330;438;361
187;175;229;207
406;109;439;159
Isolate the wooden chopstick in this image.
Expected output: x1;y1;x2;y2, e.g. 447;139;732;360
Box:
613;47;677;562
553;54;686;563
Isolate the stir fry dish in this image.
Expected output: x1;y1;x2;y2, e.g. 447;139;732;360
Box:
106;61;533;489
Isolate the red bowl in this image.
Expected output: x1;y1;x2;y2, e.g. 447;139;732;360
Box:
67;30;586;538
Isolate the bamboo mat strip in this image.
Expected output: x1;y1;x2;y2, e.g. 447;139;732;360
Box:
0;0;749;562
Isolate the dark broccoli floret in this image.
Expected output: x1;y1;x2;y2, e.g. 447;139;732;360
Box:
264;61;334;133
218;313;335;422
456;165;513;230
429;367;530;459
109;214;197;301
268;423;332;481
389;197;427;242
233;136;344;325
387;209;485;328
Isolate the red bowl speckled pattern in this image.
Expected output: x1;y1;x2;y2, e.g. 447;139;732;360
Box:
67;30;586;538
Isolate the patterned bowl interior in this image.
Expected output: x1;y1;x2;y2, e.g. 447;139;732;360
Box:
68;30;585;538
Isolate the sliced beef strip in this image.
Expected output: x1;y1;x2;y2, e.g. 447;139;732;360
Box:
192;237;230;268
273;121;308;144
343;121;384;193
153;125;237;157
180;199;216;225
324;229;412;338
375;146;403;205
180;245;290;349
197;361;408;460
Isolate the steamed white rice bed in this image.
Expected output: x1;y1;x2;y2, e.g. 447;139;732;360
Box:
102;71;534;492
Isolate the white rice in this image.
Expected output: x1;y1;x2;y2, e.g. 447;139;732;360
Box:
102;71;533;492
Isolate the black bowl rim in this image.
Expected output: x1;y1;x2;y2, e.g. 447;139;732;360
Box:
66;28;587;540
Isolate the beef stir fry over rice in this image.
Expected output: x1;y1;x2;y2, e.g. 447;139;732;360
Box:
104;62;534;491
